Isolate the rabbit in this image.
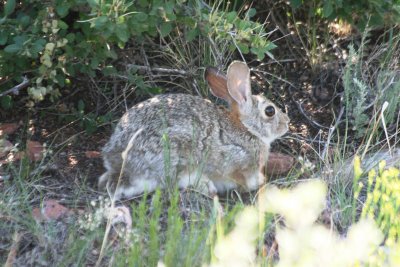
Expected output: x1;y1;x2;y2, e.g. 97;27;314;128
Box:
98;61;290;200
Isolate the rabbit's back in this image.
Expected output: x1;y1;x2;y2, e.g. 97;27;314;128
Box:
103;93;223;158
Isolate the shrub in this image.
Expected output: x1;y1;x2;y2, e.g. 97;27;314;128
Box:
289;0;400;29
342;30;400;138
0;0;275;107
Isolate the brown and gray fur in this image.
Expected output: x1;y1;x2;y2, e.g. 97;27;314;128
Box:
99;61;290;199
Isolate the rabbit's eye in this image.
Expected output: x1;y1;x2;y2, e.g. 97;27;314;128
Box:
264;106;275;117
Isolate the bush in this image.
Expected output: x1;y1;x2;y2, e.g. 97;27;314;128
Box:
342;30;400;137
289;0;400;29
0;0;276;107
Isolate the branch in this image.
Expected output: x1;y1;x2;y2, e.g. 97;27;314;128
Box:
127;64;188;76
0;76;29;97
293;99;329;129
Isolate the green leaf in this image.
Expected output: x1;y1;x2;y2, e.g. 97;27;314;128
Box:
90;58;99;69
264;41;277;51
102;65;117;76
164;1;175;13
147;87;163;95
238;20;251;31
289;0;302;9
116;23;129;43
323;1;334;18
4;0;16;16
55;74;65;86
4;43;21;53
251;47;265;61
139;0;149;8
93;16;108;29
78;99;85;111
1;96;13;110
237;43;249;54
20;15;31;28
83;117;97;134
31;39;45;55
135;12;148;22
0;30;8;45
66;33;75;42
160;22;172;37
247;8;257;18
87;0;99;8
56;3;70;18
186;28;199;42
226;11;237;23
58;20;69;30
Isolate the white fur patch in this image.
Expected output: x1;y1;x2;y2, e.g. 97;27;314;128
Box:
213;179;237;192
98;172;109;187
113;178;159;200
245;171;265;190
178;172;217;195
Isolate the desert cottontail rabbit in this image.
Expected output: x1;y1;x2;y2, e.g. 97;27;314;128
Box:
99;61;289;199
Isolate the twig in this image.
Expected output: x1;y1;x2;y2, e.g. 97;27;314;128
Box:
321;106;345;159
5;231;22;267
127;64;188;76
96;129;143;267
293;98;329;129
253;69;297;89
0;76;29;97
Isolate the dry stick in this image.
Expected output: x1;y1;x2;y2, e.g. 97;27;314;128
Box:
257;151;266;255
95;128;143;267
253;69;296;90
127;64;188;76
207;36;223;67
140;47;157;90
380;101;392;156
293;98;329;129
321;106;345;160
360;103;387;160
0;76;29;97
5;232;22;267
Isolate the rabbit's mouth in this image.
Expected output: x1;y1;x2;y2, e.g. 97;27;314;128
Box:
277;123;289;137
276;115;290;137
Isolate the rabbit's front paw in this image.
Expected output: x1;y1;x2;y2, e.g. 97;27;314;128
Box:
245;171;266;191
178;173;217;197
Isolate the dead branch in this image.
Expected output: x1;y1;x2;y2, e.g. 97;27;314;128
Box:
127;64;188;76
293;98;330;129
5;231;22;267
0;76;29;97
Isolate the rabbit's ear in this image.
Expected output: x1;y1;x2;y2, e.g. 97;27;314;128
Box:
227;61;252;110
205;67;233;103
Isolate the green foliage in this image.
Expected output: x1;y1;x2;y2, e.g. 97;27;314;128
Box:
206;8;277;60
112;189;241;267
343;45;370;138
289;0;400;28
342;30;400;138
54;99;113;134
0;0;275;105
